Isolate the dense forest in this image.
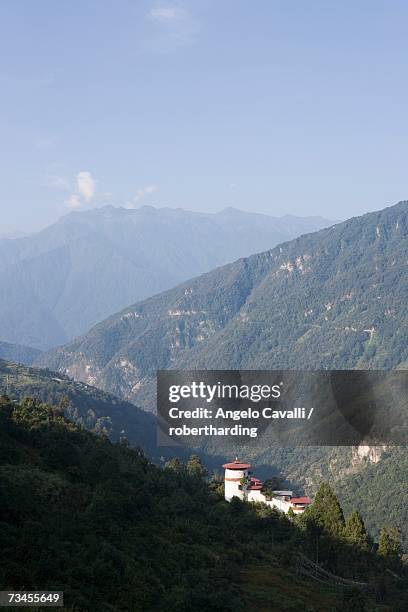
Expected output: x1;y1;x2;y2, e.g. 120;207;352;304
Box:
3;360;407;553
36;201;408;552
336;447;408;549
0;395;407;611
38;201;408;406
0;359;156;455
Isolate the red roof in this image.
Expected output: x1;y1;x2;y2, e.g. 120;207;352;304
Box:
291;497;311;505
249;485;263;490
222;460;251;470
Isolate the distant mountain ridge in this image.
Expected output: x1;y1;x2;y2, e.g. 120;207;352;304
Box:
0;340;42;365
36;199;408;549
0;205;334;350
37;200;408;408
0;230;26;239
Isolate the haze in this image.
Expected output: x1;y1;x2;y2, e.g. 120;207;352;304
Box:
1;1;408;232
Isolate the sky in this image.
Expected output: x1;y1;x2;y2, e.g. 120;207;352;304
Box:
1;0;408;233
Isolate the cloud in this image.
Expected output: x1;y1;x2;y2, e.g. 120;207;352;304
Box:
125;185;159;209
77;171;96;202
146;5;197;47
61;170;97;209
134;185;159;202
149;6;188;22
65;194;81;209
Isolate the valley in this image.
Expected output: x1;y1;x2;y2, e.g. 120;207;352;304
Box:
0;206;333;350
34;200;408;550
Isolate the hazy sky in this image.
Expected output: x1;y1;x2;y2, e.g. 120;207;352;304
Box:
1;1;408;233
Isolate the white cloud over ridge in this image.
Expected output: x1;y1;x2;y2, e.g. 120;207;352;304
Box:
61;170;96;209
56;172;156;211
125;185;159;209
77;171;96;202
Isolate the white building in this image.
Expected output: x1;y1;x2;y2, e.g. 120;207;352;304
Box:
222;459;311;515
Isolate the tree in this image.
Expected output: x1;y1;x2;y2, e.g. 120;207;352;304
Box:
209;472;224;497
165;457;184;473
58;394;71;412
186;455;208;479
378;527;402;565
306;483;345;538
336;587;368;612
0;395;13;425
262;476;284;497
287;507;295;520
344;511;369;550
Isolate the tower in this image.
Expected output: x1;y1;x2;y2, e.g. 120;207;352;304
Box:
223;459;251;501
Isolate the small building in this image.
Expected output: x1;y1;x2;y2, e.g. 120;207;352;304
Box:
290;497;312;515
223;459;251;502
222;459;311;515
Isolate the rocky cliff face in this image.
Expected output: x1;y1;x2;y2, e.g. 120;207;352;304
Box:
351;444;387;467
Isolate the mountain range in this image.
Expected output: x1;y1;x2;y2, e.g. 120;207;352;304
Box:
0;205;333;350
0;340;41;365
37;200;408;407
37;200;408;548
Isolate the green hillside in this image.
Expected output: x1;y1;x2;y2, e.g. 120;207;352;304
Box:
37;201;408;406
1;395;406;611
0;206;333;350
337;447;408;547
0;359;156;455
37;200;408;554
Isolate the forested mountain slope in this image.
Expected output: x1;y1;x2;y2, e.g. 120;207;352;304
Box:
1;396;406;611
38;200;408;407
37;201;408;551
0;205;333;349
0;359;155;455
